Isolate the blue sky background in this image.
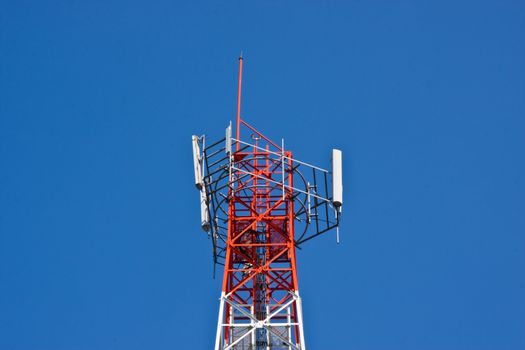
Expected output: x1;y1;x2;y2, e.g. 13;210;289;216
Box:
1;1;524;349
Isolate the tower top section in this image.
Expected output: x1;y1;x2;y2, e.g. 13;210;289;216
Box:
192;57;344;271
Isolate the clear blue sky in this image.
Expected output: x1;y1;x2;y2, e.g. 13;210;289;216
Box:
1;1;524;349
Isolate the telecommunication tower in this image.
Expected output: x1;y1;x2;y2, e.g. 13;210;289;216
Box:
192;56;343;350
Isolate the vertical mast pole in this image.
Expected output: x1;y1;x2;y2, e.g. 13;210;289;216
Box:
236;55;243;150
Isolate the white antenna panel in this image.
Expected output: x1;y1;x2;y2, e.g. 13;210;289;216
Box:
225;123;232;154
332;149;343;208
192;135;203;189
200;188;210;232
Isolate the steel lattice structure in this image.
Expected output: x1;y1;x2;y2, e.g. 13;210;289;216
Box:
192;57;343;350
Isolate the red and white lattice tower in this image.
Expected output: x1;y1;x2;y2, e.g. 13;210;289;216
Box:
192;57;343;350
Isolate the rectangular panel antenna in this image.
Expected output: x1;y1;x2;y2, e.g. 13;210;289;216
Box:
225;123;232;154
192;135;203;189
200;188;210;232
332;149;343;208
